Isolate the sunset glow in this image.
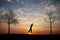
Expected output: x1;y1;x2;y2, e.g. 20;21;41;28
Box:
28;32;32;35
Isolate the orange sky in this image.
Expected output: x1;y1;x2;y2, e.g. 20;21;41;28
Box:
0;22;60;34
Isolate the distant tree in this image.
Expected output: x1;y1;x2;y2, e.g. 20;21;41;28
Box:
0;9;19;34
44;11;56;35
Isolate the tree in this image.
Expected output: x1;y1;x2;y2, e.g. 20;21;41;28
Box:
0;8;19;34
4;10;19;34
44;11;55;35
43;0;56;35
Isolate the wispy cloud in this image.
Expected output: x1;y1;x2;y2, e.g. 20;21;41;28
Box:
7;0;13;3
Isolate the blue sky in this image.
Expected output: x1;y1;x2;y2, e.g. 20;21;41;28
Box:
0;0;60;25
0;0;60;10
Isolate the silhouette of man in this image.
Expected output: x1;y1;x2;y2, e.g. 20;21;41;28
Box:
28;23;33;33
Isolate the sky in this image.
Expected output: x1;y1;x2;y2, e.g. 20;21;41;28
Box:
0;0;60;34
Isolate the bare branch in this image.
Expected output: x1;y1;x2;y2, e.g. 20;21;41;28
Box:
51;18;55;23
43;18;50;23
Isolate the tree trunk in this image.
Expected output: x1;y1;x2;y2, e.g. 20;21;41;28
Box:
8;19;10;34
50;18;52;35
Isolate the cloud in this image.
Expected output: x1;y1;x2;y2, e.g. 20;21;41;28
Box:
0;8;8;15
0;8;8;22
7;0;20;3
40;0;60;20
6;0;24;3
7;0;11;2
54;4;60;20
4;0;60;25
16;0;20;2
13;3;49;25
21;1;25;4
13;5;42;18
44;5;57;11
7;0;13;3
